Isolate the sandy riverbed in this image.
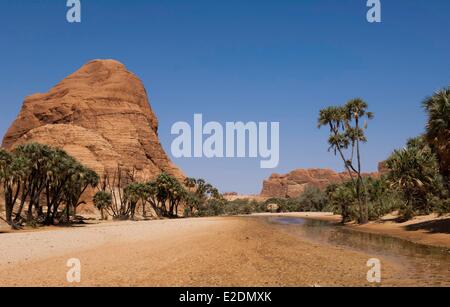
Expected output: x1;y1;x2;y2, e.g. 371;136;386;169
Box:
0;215;416;287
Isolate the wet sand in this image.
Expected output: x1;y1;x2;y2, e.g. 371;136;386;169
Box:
264;212;450;249
350;214;450;249
0;216;412;287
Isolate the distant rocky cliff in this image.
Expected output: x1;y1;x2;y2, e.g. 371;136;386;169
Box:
260;167;383;198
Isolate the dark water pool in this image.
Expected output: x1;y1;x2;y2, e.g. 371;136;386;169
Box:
270;216;450;286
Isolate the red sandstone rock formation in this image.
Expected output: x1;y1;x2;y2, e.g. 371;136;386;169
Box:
260;168;379;198
2;59;183;181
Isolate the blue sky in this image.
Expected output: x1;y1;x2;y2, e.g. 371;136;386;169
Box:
0;0;449;194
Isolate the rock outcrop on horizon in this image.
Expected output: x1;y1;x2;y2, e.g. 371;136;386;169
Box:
260;168;380;198
2;59;183;181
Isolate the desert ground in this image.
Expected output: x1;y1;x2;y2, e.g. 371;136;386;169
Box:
1;213;448;287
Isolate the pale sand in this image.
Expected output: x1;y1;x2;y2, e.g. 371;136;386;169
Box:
0;216;410;287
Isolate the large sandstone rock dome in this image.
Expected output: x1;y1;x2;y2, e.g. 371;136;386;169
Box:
2;59;183;180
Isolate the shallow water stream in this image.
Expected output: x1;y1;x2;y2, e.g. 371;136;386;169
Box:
270;216;450;286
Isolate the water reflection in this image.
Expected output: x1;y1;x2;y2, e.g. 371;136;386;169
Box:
270;216;450;285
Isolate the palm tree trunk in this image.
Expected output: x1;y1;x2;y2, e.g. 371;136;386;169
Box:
5;186;14;227
66;204;71;222
15;186;28;223
27;195;35;223
141;199;146;218
130;202;136;220
355;117;368;224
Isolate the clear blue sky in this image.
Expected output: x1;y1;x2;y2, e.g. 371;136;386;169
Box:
0;0;449;194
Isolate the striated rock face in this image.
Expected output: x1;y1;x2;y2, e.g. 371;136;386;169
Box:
260;168;379;198
2;59;183;181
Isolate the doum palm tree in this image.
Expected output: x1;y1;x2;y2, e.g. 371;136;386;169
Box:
318;99;374;224
93;191;112;220
423;86;450;190
0;149;30;229
386;137;443;218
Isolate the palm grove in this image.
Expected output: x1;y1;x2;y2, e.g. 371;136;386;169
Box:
0;143;225;229
0;143;99;229
0;87;449;229
318;87;449;223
